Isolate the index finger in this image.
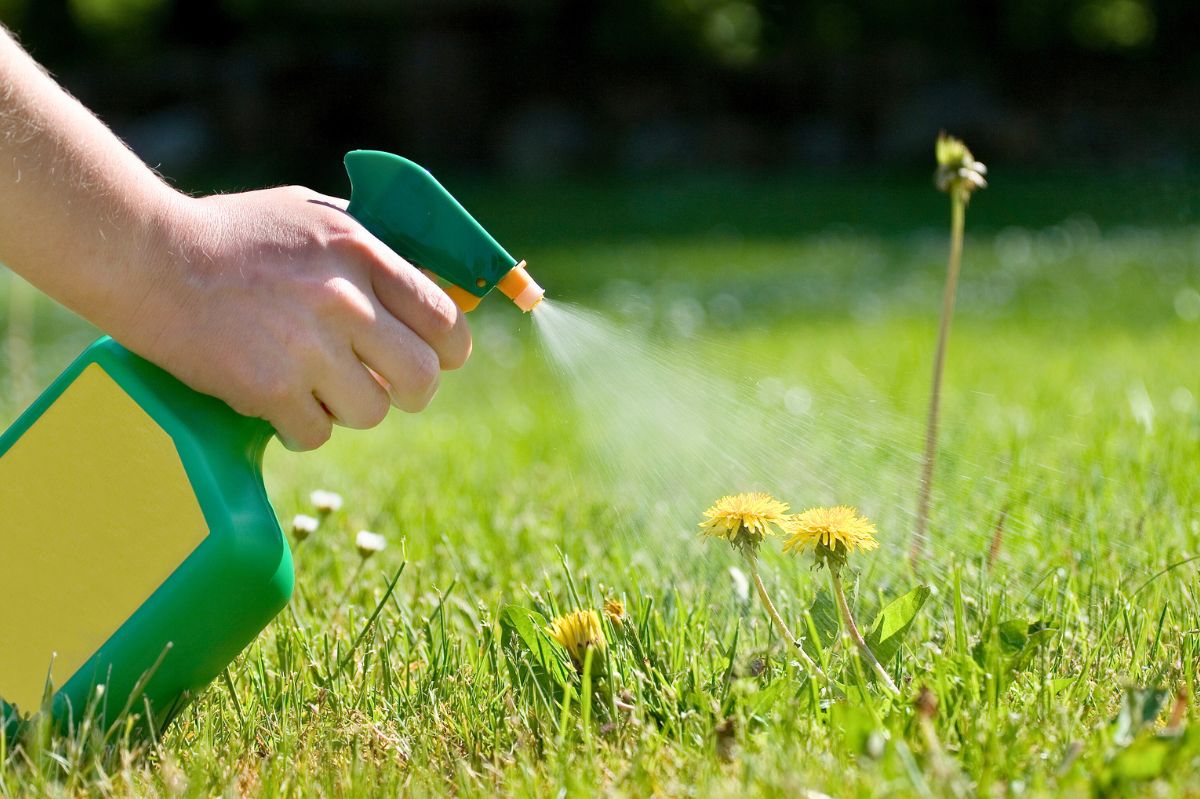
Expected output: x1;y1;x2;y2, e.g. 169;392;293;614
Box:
354;230;473;370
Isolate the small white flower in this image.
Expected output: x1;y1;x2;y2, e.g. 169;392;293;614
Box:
291;514;319;541
310;489;343;515
355;530;386;559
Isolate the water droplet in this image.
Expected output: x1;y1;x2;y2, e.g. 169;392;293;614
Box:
1175;287;1200;322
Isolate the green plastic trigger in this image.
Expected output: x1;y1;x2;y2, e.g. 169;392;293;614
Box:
344;151;516;299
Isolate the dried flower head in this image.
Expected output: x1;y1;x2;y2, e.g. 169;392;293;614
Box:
355;530;386;559
916;686;939;719
291;514;319;542
547;609;606;667
699;492;790;557
603;597;626;627
935;132;987;200
310;489;343;516
783;505;878;570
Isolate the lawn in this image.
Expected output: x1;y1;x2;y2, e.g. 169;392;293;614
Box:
2;173;1200;797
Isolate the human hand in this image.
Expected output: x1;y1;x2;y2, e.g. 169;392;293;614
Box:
0;29;469;449
123;186;472;451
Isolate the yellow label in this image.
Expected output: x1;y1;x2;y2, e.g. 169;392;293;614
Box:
0;364;209;714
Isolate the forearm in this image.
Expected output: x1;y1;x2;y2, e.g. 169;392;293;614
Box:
0;26;182;337
0;27;471;450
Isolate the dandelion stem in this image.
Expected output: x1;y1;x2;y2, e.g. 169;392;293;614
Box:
745;557;831;686
828;567;900;695
911;191;965;570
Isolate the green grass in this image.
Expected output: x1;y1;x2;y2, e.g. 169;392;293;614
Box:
2;175;1200;796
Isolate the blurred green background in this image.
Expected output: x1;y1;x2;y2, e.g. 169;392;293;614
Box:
1;0;1197;193
1;0;1197;402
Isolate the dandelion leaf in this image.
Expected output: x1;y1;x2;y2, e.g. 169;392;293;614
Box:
974;618;1057;673
829;700;877;757
1011;622;1057;671
1105;737;1171;784
499;605;573;696
1113;687;1170;745
997;618;1030;655
864;585;931;666
801;588;840;662
1098;689;1186;792
742;679;787;718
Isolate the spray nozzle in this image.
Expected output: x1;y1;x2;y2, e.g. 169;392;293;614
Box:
497;261;545;312
344;150;541;313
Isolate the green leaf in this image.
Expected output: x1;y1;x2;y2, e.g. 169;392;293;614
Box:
997;619;1029;655
1107;737;1171;781
1046;677;1075;700
499;605;573;695
802;588;840;662
865;585;931;666
1011;624;1057;671
742;678;787;718
972;618;1058;674
1113;687;1170;746
828;700;878;757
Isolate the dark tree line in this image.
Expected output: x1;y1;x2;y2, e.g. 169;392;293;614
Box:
3;0;1196;189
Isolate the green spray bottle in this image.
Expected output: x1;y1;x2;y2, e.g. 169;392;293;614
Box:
0;151;543;734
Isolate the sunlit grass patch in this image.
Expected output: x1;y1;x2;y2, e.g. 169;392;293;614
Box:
2;176;1200;795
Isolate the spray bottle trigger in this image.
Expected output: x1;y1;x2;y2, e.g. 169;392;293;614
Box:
417;268;482;313
344;150;516;303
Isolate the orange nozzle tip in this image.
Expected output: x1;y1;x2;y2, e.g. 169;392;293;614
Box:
497;261;545;313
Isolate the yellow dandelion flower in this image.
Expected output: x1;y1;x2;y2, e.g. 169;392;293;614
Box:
699;492;790;555
547;609;606;667
783;505;879;564
603;597;626;627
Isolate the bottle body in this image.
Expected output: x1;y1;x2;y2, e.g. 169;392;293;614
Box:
0;337;292;733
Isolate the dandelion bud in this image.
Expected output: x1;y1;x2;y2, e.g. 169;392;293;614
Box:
934;132;987;200
603;597;626;627
291;514;319;542
310;489;343;517
355;530;386;559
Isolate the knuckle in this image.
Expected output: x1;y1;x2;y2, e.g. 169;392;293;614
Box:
274;410;330;452
327;224;375;258
297;422;332;451
422;289;460;337
395;349;440;412
295;209;362;255
414;287;469;368
441;326;472;371
222;364;263;415
413;347;441;392
308;276;373;322
345;385;390;429
228;358;295;417
363;389;391;428
258;369;297;407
